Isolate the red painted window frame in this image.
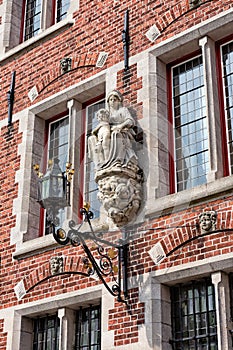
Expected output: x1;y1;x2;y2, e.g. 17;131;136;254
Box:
215;34;233;177
20;0;27;44
167;50;202;194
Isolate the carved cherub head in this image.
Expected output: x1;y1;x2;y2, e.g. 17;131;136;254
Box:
199;211;217;233
60;57;72;74
50;256;64;275
96;108;109;122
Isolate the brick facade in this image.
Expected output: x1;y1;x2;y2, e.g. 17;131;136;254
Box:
1;0;233;349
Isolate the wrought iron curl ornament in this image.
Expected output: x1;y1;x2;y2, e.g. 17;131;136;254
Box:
53;206;128;303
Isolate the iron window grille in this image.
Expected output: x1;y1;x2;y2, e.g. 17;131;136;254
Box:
75;305;101;350
221;40;233;174
56;0;70;23
24;0;42;41
33;314;60;350
172;55;209;192
170;279;218;349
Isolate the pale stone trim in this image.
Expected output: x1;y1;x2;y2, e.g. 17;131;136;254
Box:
212;271;233;350
0;286;109;350
199;36;223;182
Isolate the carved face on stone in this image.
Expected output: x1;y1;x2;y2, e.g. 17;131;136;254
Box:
116;184;130;200
96;109;109;122
199;211;217;233
108;94;121;110
50;256;63;275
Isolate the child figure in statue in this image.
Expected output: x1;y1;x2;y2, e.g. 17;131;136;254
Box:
92;108;111;162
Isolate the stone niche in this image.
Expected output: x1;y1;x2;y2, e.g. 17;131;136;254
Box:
88;90;143;227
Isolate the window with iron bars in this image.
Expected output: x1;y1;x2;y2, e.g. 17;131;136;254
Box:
170;279;218;349
33;314;60;350
75;305;101;350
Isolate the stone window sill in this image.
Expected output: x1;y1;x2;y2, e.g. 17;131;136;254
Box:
13;234;57;260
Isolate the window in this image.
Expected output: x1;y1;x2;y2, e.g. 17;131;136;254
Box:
43;114;69;235
23;0;42;41
171;279;218;349
33;314;60;350
75;305;101;350
229;273;233;347
171;55;209;192
84;99;105;219
56;0;70;22
221;40;233;174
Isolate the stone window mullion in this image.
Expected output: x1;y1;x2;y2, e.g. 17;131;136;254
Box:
199;36;223;182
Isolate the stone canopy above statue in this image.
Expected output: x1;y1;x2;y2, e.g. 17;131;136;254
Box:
88;90;143;227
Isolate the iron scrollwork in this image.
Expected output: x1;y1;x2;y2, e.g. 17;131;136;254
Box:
53;207;128;303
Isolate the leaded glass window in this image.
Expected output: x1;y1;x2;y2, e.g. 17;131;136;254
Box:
33;314;60;350
75;305;101;350
172;56;209;191
56;0;70;22
221;41;233;174
84;99;105;219
24;0;42;41
171;279;218;349
44;115;69;234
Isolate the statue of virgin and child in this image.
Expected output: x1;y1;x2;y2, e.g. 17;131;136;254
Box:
88;90;139;173
88;90;142;226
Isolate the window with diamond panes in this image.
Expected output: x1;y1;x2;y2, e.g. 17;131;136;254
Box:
84;99;105;219
33;314;60;350
172;55;209;192
24;0;42;41
221;40;233;174
171;279;218;350
56;0;70;22
44;115;69;235
75;305;101;350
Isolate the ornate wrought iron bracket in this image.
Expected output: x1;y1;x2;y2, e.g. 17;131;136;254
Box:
53;207;128;303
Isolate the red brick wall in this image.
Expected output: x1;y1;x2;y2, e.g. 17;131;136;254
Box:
0;0;233;348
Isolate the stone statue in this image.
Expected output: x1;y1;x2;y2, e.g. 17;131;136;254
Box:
88;90;138;171
88;108;111;166
88;90;143;227
50;256;64;275
199;211;217;233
